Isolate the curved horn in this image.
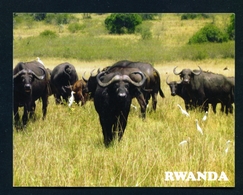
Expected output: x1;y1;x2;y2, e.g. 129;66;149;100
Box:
82;71;88;82
96;72;121;87
192;66;202;75
29;67;45;80
166;75;170;85
126;71;146;87
173;66;181;75
13;69;27;79
13;68;45;80
90;69;96;76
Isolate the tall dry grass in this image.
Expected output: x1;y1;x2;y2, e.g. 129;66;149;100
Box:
13;60;234;187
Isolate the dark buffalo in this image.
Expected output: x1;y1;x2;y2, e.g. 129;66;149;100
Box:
13;61;50;127
70;79;89;106
173;66;234;114
94;67;146;146
50;62;79;104
82;69;101;100
104;60;165;111
166;76;193;110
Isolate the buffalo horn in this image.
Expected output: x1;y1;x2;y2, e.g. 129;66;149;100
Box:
96;71;146;87
96;72;120;87
82;71;88;82
13;68;45;80
192;66;202;75
127;71;146;87
13;69;27;79
166;75;170;85
173;66;181;75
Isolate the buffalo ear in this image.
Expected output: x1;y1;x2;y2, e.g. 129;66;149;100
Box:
64;65;72;79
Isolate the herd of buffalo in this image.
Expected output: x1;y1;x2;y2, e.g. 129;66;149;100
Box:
13;59;235;146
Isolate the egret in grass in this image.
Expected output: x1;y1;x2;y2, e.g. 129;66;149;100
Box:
195;119;203;135
179;137;190;146
225;140;231;154
177;104;190;117
202;111;208;121
36;57;44;65
68;91;75;107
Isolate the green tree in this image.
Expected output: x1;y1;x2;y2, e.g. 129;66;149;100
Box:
189;24;228;44
227;14;235;40
104;13;142;34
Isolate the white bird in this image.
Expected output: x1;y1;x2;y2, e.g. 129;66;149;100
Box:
225;140;231;154
179;140;188;146
202;111;208;121
195;119;203;135
68;91;75;107
179;137;190;146
177;104;190;117
36;57;44;65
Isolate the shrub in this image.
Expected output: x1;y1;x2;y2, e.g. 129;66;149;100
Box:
39;30;58;38
136;24;152;40
104;13;142;34
13;13;34;29
33;13;46;21
188;24;228;44
45;13;78;25
68;23;85;33
181;13;210;20
227;14;235;40
139;14;157;20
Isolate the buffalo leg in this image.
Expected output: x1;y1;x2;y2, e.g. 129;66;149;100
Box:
42;94;48;120
22;105;28;126
99;116;113;147
211;103;217;114
152;93;158;111
113;113;128;142
29;101;36;119
136;94;147;119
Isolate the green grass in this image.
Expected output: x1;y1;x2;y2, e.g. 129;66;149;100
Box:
13;13;234;62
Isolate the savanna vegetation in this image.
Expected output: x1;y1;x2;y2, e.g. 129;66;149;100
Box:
13;13;235;187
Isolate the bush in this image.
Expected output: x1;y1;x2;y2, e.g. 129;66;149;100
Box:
45;13;78;25
181;13;210;20
104;13;142;34
39;30;58;38
33;13;46;21
136;24;152;40
139;14;157;20
13;13;34;29
68;23;85;33
188;24;228;44
227;14;235;40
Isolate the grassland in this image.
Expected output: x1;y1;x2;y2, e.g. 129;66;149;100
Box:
13;13;235;187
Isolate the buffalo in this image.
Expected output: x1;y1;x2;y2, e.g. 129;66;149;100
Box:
173;66;234;114
166;76;193;110
70;79;89;106
50;62;79;104
13;61;50;127
104;60;165;111
94;65;147;146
